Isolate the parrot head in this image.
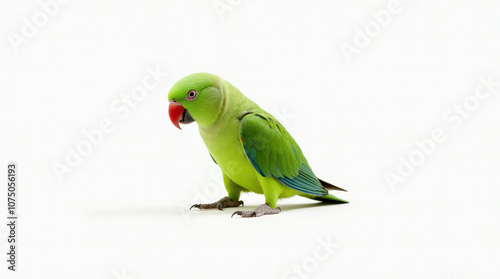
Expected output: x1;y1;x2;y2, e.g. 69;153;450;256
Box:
168;73;224;129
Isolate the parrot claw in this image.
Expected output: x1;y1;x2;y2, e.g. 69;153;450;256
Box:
231;211;242;218
231;203;281;218
189;197;244;211
190;204;201;211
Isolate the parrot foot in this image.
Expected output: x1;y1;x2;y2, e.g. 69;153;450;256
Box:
231;203;281;218
190;196;244;211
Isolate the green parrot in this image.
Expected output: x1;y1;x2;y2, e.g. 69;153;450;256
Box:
168;73;348;217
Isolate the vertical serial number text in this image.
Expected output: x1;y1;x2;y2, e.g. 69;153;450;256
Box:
7;163;17;271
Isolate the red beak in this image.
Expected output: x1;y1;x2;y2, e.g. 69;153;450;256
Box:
169;100;184;130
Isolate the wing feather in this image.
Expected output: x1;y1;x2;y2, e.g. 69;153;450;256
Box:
240;113;328;196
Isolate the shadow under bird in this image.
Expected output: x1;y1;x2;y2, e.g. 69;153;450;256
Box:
168;73;348;217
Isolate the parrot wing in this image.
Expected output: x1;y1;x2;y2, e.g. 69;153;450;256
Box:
239;112;328;196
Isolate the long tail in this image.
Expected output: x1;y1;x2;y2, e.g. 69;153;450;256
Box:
299;193;349;203
319;178;348;192
299;179;349;203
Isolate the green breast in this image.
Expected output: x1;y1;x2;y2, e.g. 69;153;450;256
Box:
199;120;263;194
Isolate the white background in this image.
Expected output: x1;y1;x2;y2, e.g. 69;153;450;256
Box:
1;0;499;278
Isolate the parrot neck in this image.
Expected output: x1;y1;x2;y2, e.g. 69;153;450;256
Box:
198;81;258;140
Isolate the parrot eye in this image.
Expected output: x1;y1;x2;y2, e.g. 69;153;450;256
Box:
186;90;198;101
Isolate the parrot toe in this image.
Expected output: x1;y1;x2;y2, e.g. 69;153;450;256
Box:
189;196;244;211
231;203;281;218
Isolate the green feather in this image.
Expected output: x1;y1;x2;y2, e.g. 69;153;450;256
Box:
240;113;329;196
